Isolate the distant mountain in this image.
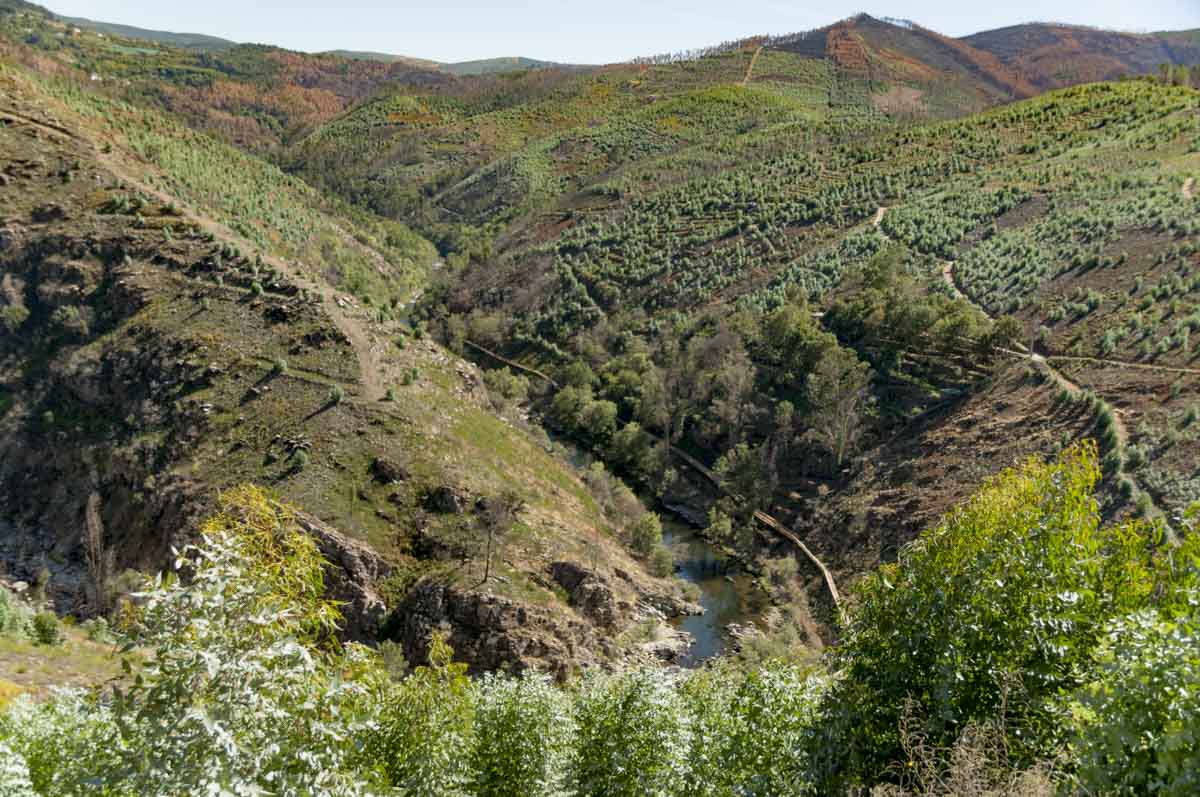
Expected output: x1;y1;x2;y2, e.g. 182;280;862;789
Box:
323;50;441;70
60;15;574;75
962;23;1200;89
327;51;575;75
441;56;574;75
1160;29;1200;41
769;13;1039;103
59;15;238;51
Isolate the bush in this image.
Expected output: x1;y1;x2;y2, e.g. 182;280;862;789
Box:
569;670;688;795
470;674;572;797
0;305;30;335
649;544;675;578
81;617;112;643
0;588;31;637
814;444;1199;789
1071;607;1200;796
628;512;663;558
328;385;346;405
30;612;62;646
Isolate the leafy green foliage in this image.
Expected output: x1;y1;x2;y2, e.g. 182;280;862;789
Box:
1070;607;1200;796
817;443;1200;788
29;613;61;646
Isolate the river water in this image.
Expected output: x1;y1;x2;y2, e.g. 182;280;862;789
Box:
661;517;755;666
546;433;754;665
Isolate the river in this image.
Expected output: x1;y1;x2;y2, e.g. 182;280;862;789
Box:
547;433;755;665
661;516;755;666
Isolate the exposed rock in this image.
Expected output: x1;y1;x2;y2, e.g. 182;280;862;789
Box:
370;456;408;485
661;500;710;528
425;484;466;514
31;203;64;222
389;579;612;676
639;625;693;662
292;512;391;641
725;622;764;652
549;561;626;629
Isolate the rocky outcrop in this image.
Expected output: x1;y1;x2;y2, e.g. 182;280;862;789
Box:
388;579;619;677
293;512;392;641
549;560;628;629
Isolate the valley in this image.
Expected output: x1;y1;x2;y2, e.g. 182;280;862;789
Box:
0;0;1199;792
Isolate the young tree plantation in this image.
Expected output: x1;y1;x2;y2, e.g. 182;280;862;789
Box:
0;0;1199;792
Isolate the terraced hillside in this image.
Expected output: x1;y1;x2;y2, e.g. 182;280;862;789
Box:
0;1;588;152
2;0;1199;654
420;78;1200;633
0;63;698;674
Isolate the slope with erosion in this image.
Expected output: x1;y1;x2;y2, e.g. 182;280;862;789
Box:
773;14;1038;103
0;64;698;674
965;23;1200;90
425;78;1200;640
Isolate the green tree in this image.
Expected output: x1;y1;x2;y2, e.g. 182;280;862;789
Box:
805;346;872;471
815;445;1200;790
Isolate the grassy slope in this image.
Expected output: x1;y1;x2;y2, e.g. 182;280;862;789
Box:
0;62;684;673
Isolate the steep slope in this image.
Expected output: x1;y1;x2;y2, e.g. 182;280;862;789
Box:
964;23;1200;89
0;63;697;673
424;78;1200;636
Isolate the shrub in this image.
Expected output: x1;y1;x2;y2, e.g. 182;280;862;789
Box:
30;612;62;646
81;617;112;643
680;665;829;795
628;512;663;558
568;670;688;795
0;587;31;636
0;305;30;335
328;385;345;405
470;674;572;797
814;444;1198;789
98;485;372;795
649;544;675;578
365;632;474;794
1071;607;1200;795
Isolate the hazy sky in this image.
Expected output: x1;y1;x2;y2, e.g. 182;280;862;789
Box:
44;1;1200;64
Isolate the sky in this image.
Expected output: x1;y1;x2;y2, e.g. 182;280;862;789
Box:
43;0;1200;64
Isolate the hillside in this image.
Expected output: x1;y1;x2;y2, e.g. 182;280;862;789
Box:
415;77;1200;634
14;0;1190;646
2;3;1200;791
57;15;238;51
0;61;699;674
964;22;1200;89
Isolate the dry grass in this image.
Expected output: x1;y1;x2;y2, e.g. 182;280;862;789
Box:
0;628;122;698
870;699;1061;797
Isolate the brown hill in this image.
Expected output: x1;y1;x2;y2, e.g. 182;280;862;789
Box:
964;23;1200;89
771;14;1039;101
